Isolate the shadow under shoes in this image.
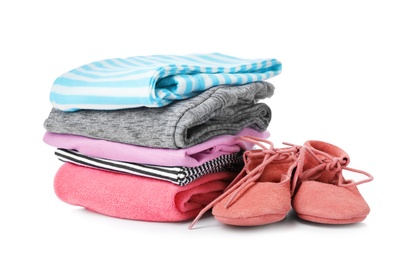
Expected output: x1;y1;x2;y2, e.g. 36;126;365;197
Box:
189;136;300;229
289;140;374;224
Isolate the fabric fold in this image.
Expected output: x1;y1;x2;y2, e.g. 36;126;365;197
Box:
54;163;237;222
43;128;269;167
49;53;281;111
44;81;274;148
54;148;244;186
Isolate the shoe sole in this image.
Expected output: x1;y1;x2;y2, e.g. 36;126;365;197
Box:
296;214;367;224
214;213;286;226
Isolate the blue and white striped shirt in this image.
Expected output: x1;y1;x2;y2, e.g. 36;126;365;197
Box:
50;53;282;111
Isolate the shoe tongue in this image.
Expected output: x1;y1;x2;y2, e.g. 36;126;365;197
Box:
301;141;350;184
302;149;322;169
304;140;350;166
301;152;340;184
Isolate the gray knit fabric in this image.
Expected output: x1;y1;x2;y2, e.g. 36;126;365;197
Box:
44;81;274;149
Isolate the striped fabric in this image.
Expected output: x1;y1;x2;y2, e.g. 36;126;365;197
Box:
50;53;282;111
55;148;244;186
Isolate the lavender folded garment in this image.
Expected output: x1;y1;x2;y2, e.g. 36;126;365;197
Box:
43;128;269;167
44;81;274;149
54;162;237;222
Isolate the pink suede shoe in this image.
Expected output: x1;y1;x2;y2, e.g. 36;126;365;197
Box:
189;136;300;229
289;140;374;224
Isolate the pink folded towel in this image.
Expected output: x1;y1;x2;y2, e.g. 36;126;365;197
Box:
54;163;237;222
44;128;269;167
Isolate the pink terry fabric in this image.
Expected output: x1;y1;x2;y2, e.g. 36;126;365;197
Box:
44;128;269;167
54;163;237;222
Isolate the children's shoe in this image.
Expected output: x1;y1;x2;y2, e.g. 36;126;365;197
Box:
188;136;300;229
289;140;374;224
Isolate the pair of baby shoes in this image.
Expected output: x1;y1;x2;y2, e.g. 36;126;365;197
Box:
188;136;373;229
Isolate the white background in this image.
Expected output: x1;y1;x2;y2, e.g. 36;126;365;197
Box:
1;0;406;259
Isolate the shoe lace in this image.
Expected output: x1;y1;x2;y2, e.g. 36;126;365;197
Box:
284;142;374;195
188;136;300;230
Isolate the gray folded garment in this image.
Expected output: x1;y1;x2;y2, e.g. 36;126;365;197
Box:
44;81;274;148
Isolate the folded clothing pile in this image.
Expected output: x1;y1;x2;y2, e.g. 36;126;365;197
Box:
43;53;282;222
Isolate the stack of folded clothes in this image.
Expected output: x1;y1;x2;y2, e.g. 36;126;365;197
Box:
42;53;282;222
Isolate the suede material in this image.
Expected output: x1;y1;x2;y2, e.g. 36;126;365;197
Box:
225;150;293;189
213;182;291;226
211;157;295;226
305;140;349;161
292;181;370;224
292;140;371;224
54;163;237;222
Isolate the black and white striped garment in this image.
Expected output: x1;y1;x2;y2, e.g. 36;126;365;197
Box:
54;149;244;186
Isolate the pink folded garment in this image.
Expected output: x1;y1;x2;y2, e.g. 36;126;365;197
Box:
54;163;237;222
44;128;269;167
